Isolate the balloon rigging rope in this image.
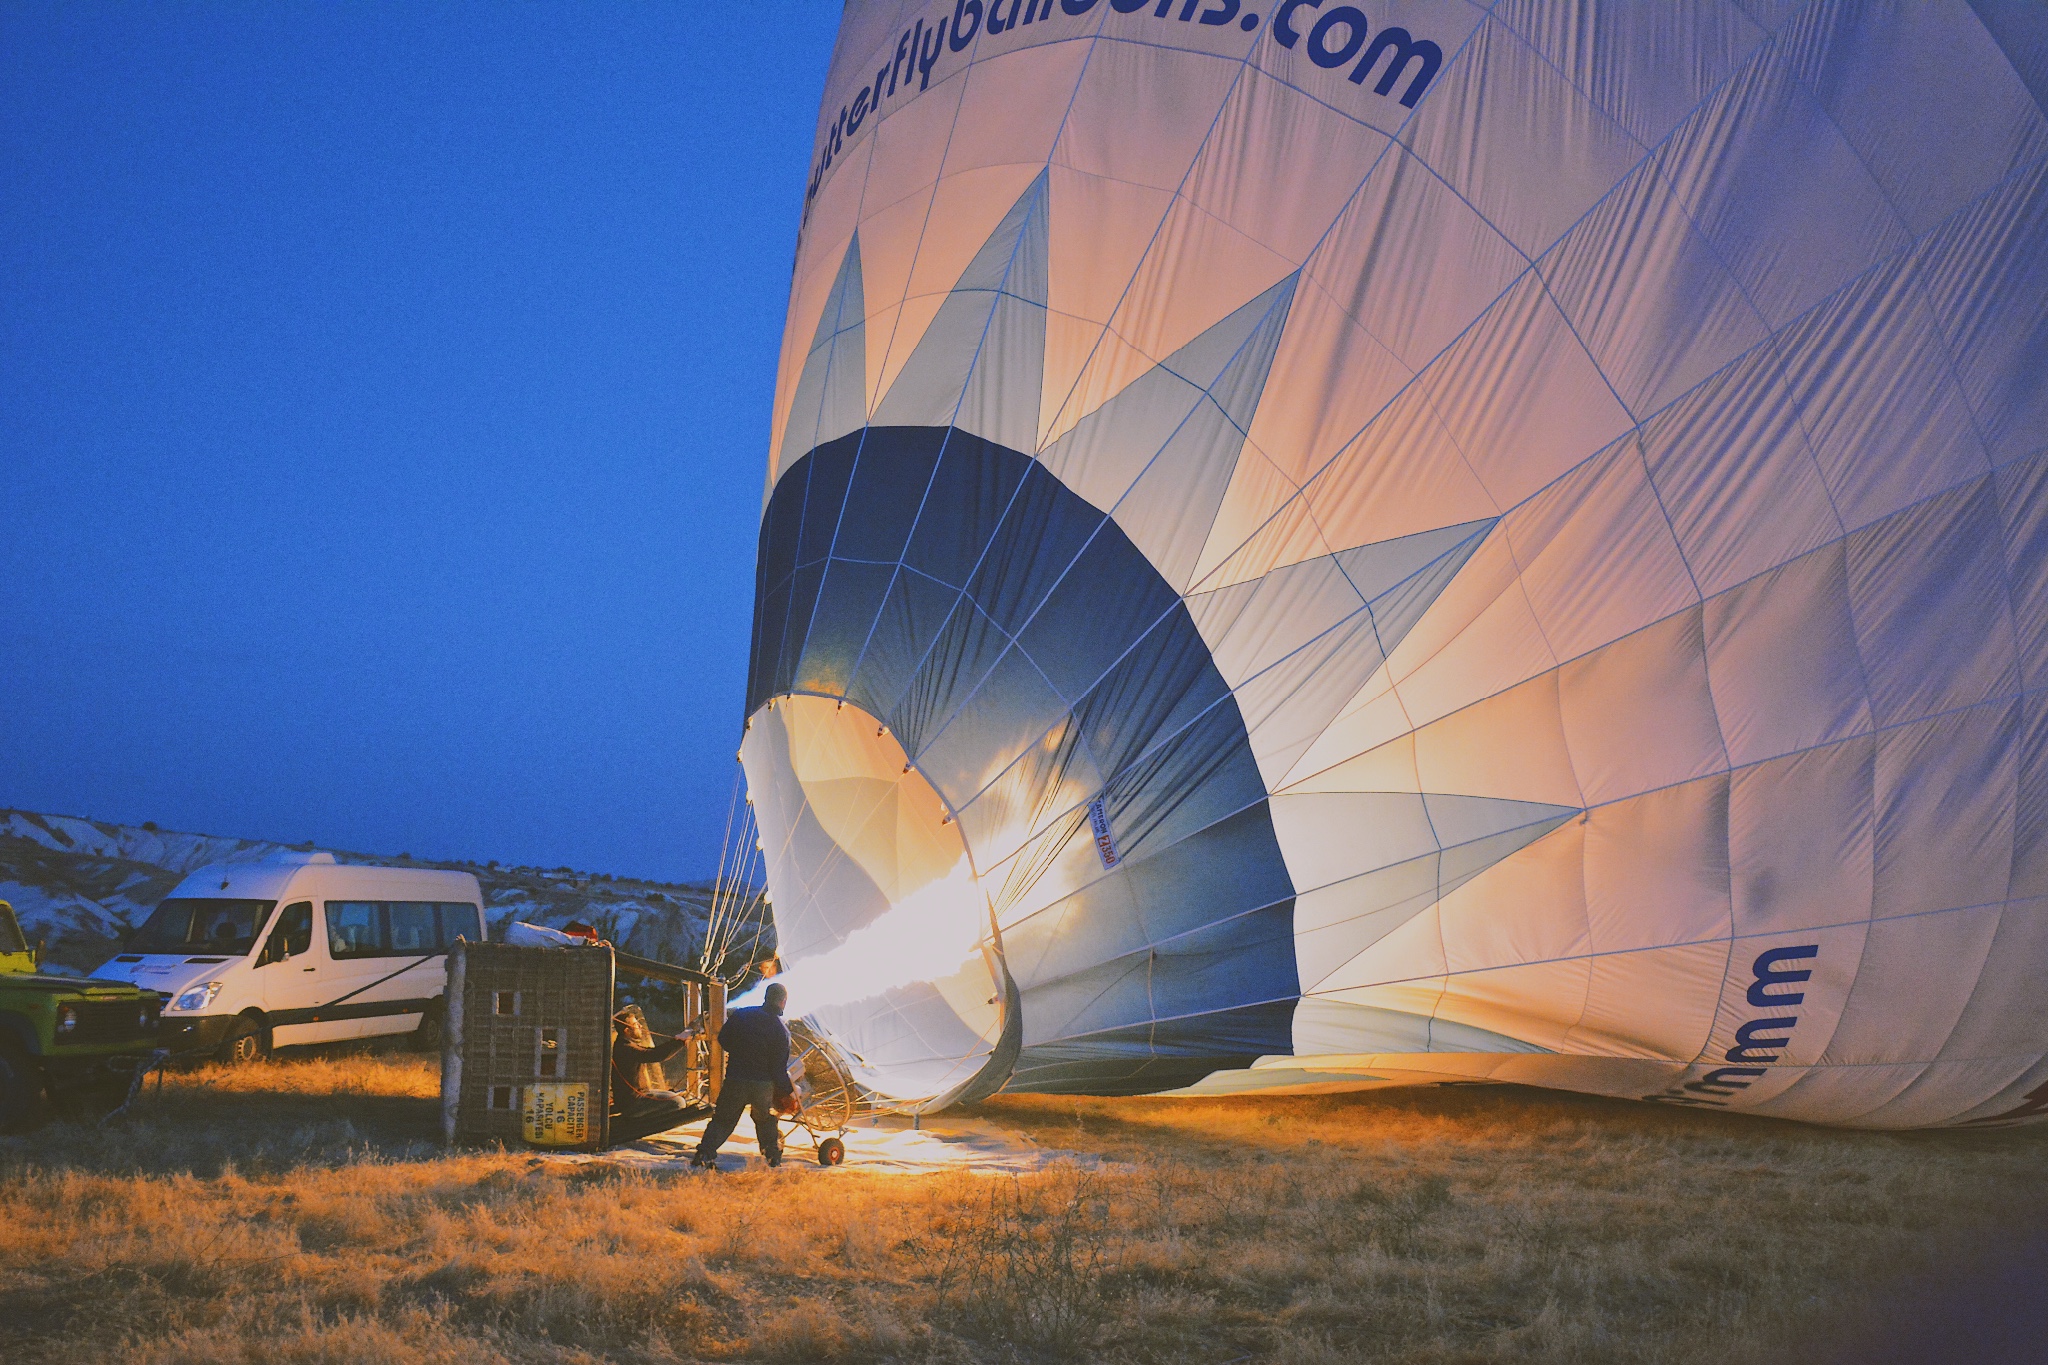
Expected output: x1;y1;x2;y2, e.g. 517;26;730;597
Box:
719;807;762;971
702;784;768;987
700;766;740;973
702;763;750;981
732;831;772;976
712;830;767;986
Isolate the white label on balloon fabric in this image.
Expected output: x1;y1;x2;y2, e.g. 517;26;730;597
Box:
1088;797;1119;869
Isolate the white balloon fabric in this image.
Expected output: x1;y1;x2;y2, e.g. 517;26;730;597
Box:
740;0;2048;1127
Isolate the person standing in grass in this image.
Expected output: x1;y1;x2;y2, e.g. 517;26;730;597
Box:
691;981;795;1169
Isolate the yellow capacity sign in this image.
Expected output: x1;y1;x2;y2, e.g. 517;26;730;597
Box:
521;1082;592;1147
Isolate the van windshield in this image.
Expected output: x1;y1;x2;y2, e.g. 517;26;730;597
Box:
131;898;277;955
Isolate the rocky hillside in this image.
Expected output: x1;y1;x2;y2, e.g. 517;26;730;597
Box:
0;809;770;975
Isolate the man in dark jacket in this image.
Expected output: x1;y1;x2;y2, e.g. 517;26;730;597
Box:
691;981;795;1168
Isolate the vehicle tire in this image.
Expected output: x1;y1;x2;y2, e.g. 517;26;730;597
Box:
411;1001;444;1054
218;1015;268;1066
0;1036;48;1133
817;1137;846;1167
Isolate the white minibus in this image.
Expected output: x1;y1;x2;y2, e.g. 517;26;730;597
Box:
91;852;485;1062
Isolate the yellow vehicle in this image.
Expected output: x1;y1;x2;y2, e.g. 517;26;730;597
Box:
0;901;162;1130
0;901;34;975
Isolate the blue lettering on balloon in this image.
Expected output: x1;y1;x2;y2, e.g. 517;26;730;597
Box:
1961;1081;2048;1126
1726;1017;1798;1063
802;0;1446;231
1685;1066;1767;1095
1088;797;1120;869
1645;944;1821;1109
1307;7;1369;68
1350;27;1441;106
1272;0;1316;47
951;0;983;50
917;18;948;89
1749;945;1819;1007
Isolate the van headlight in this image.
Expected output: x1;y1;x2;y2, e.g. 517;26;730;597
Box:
170;982;223;1012
56;1004;79;1034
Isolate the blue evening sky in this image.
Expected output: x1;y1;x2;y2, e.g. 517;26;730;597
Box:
1;4;841;880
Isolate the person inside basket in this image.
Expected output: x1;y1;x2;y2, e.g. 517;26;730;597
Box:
691;981;797;1169
609;1005;712;1144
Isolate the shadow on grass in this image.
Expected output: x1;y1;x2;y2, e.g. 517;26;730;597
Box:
0;1042;447;1177
967;1078;2027;1164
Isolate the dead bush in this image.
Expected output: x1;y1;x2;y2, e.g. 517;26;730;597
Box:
917;1166;1121;1355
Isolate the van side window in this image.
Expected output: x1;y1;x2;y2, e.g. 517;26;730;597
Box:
326;902;386;959
437;903;484;947
259;902;313;965
323;901;481;958
388;902;438;953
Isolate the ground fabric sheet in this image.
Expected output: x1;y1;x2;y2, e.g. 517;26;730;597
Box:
545;1116;1105;1176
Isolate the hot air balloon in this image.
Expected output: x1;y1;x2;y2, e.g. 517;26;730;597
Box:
734;0;2048;1128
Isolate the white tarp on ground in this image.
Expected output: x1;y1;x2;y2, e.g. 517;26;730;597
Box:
547;1117;1107;1176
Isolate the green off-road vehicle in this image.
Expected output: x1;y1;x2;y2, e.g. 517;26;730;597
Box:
0;901;162;1131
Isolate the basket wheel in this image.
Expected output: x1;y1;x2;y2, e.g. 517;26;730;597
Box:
817;1136;846;1167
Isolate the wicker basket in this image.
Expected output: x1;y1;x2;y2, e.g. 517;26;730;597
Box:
442;940;614;1150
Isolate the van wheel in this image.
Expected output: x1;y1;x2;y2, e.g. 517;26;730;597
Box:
0;1037;48;1133
411;1002;444;1054
218;1016;268;1065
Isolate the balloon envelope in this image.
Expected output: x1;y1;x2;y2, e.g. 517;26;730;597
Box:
739;0;2048;1127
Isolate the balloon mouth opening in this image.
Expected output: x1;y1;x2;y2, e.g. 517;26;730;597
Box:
740;693;1008;1103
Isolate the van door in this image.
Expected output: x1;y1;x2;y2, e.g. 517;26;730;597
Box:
367;901;446;1035
252;902;324;1047
314;900;446;1041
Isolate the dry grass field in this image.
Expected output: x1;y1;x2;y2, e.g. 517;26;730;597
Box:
3;1048;2043;1364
